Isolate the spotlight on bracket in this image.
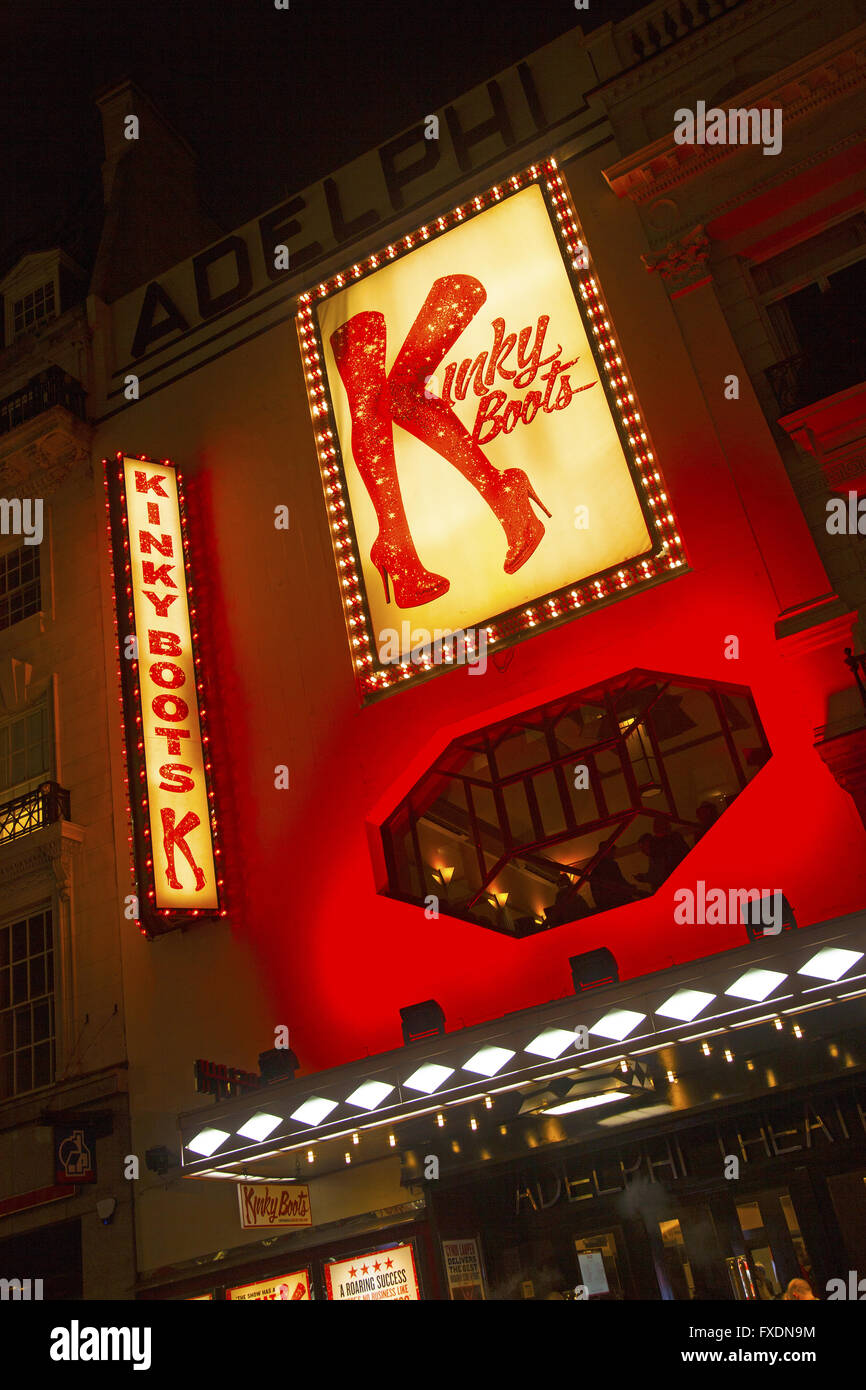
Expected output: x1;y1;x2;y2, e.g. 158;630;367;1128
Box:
259;1048;299;1082
400;999;446;1046
569;947;619;993
145;1145;179;1175
742;894;796;943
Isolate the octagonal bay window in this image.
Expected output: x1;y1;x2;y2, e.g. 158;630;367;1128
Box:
381;670;771;937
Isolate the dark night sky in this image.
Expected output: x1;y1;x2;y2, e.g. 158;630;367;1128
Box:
1;0;647;272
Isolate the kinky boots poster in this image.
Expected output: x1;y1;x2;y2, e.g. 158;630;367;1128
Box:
303;165;678;698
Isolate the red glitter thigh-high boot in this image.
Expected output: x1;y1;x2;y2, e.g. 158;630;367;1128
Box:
331;311;449;608
386;274;552;575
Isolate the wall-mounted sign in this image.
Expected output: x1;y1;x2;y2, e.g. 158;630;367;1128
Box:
324;1242;420;1301
194;1059;261;1099
106;454;222;935
237;1182;312;1229
441;1237;486;1299
226;1271;311;1301
117;28;598;368
299;159;684;701
54;1126;96;1185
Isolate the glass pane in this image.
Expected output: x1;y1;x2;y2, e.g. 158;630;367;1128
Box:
490;725;547;778
0;1010;12;1052
594;748;632;816
573;1233;623;1299
33;1000;50;1042
531;768;568;837
659;1219;695;1300
29;956;45;997
15;1050;32;1094
470;784;500;837
751;1247;781;1299
500;780;535;845
0;1054;13;1100
552;704;610;754
0;929;8;967
33;1042;52;1089
0;969;8;1010
12;962;27;1004
15;1006;31;1047
12;921;26;961
28;914;45;953
779;1195;815;1286
736;1202;764;1237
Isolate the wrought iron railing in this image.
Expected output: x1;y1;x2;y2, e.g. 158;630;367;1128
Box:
766;347;866;416
0;367;87;438
0;782;71;846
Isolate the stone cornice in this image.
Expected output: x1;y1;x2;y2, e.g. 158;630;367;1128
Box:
0;820;86;901
602;28;866;206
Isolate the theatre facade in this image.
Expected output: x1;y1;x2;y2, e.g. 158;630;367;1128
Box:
2;0;865;1298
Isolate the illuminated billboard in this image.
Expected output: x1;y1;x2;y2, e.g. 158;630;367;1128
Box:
324;1242;420;1301
106;453;222;934
226;1271;311;1301
298;158;685;702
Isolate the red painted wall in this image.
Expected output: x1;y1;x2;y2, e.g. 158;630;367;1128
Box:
101;151;866;1076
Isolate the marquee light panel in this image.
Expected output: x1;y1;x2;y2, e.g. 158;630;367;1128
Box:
179;923;866;1168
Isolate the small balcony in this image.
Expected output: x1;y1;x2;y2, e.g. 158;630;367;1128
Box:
0;367;91;494
0;782;71;848
0;366;86;437
767;346;866;419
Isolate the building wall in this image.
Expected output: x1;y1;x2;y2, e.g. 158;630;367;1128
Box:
0;327;135;1293
74;0;866;1280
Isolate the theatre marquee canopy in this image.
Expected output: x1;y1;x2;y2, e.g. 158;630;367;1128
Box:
298;158;685;702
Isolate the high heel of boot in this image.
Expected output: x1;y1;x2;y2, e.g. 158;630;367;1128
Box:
495;470;552;574
370;538;449;610
372;554;391;605
526;481;551;519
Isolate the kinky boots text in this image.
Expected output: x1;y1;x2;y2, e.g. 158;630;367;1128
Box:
437;312;596;445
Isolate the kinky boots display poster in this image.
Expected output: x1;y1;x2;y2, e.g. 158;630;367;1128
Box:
299;160;683;701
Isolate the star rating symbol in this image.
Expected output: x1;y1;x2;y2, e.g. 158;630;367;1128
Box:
349;1267;358;1279
361;1264;370;1275
373;1261;381;1272
385;1257;394;1269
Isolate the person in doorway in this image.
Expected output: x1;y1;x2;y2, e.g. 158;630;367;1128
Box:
753;1264;774;1300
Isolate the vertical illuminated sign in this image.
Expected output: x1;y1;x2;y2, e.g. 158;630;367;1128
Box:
106;454;222;934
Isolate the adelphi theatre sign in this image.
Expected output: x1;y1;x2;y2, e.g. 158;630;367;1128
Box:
106;454;222;936
299;158;685;702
